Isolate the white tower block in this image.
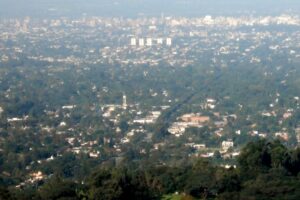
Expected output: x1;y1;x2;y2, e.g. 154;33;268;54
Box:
146;38;152;46
122;94;127;110
139;38;145;46
157;38;163;45
166;38;172;46
130;38;136;46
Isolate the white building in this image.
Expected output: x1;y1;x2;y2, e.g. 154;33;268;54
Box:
146;38;152;46
166;38;172;46
62;105;76;109
139;38;145;46
122;94;127;110
222;140;234;151
157;38;163;45
203;15;214;25
168;126;185;137
130;38;137;46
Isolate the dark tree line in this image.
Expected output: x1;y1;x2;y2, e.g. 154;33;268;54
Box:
1;139;300;200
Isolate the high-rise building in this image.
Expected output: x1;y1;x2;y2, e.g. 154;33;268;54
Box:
146;38;152;46
157;38;163;45
122;94;127;110
130;38;137;46
166;38;172;46
139;38;144;46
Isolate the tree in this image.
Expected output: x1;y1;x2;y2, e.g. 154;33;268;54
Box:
269;140;289;168
0;186;14;200
286;148;300;176
213;150;222;160
239;170;300;200
88;168;157;200
38;176;79;200
238;139;272;179
216;169;241;194
184;159;216;199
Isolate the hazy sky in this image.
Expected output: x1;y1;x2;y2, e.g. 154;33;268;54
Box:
0;0;299;18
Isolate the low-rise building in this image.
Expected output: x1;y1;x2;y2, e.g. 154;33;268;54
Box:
222;140;234;151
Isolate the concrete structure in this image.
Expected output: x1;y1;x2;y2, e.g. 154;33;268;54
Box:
166;38;172;46
130;38;137;46
146;38;152;46
157;38;163;45
222;140;234;151
122;94;127;110
180;114;210;124
138;38;145;46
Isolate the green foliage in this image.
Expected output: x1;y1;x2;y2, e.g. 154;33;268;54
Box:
5;139;300;199
240;170;300;200
237;139;288;178
38;176;79;200
161;193;189;200
0;186;15;200
88;167;157;200
286;148;300;176
216;169;241;194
